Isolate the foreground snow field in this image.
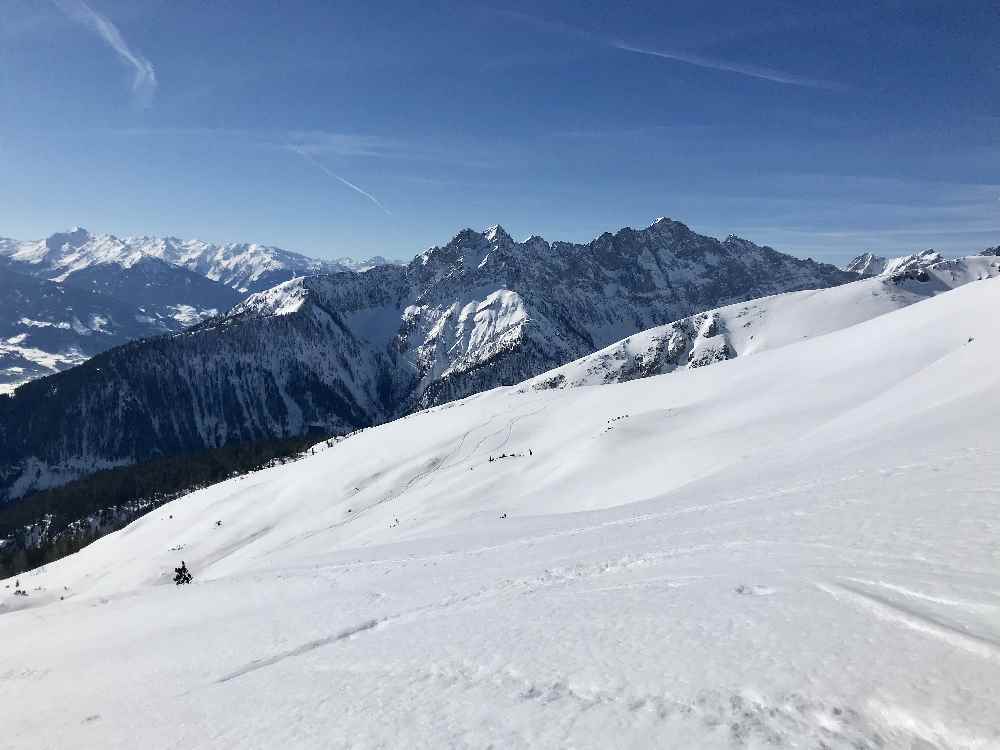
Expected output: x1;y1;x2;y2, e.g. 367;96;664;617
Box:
2;277;999;749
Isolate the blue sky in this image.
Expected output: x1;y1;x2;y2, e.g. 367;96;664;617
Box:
1;0;997;264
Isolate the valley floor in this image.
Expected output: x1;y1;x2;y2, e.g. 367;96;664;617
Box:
2;278;999;749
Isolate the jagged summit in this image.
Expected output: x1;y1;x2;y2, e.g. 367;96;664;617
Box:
845;251;886;276
483;224;512;243
45;226;92;250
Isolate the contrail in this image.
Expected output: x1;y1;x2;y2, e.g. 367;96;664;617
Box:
494;8;844;91
613;42;846;91
52;0;157;105
292;148;392;216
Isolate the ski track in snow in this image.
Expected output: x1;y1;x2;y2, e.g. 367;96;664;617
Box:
216;618;386;684
817;581;1000;663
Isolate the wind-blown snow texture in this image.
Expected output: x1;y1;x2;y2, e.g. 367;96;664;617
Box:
2;275;998;749
0;218;856;499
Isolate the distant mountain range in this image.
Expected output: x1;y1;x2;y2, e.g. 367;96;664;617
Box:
0;228;398;392
0;217;856;500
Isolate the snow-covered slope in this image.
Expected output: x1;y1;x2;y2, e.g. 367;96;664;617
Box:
528;253;999;389
0;218;855;499
2;275;998;749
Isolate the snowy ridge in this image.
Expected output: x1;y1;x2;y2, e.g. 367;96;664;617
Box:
2;276;998;748
0;227;354;294
844;248;944;278
527;253;999;390
229;277;314;318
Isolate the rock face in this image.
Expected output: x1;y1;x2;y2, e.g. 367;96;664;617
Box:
0;218;857;500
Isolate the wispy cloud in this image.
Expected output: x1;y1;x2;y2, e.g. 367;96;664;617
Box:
286;131;402;159
493;8;845;91
291;147;392;216
52;0;156;105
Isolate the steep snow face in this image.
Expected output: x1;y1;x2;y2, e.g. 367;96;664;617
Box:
528;254;1000;389
2;277;998;749
0;228;352;294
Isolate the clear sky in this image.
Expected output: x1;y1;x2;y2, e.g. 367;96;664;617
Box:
1;0;997;264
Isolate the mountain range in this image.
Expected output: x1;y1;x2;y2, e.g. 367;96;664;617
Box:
0;217;856;500
0;228;396;392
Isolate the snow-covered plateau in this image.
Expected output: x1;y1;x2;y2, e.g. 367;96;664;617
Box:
1;272;998;748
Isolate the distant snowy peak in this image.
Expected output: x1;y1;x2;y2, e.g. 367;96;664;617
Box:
844;252;887;277
333;255;405;273
980;245;1000;257
107;235;350;293
845;249;943;278
0;228;355;293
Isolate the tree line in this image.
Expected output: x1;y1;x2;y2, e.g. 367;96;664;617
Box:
0;434;321;578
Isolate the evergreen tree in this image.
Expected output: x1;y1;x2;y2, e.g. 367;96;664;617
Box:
173;560;192;585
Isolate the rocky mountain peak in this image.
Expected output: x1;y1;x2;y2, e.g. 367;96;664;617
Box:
45;227;94;252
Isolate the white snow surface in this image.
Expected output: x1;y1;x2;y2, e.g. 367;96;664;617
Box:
2;277;1000;748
